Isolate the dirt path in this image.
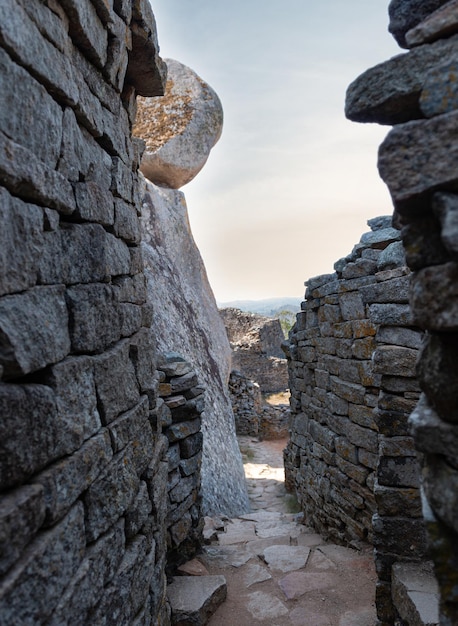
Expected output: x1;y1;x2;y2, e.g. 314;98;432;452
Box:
200;436;377;626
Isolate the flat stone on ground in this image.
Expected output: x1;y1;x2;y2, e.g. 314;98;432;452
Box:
167;575;227;625
278;571;339;600
243;563;272;587
245;591;288;621
261;545;310;573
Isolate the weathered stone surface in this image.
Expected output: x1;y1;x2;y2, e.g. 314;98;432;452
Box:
34;431;113;525
261;545;310;573
246;591;289;621
416;333;458;422
378;110;458;213
0;189;43;297
433;191;458;254
47;521;125;626
92;340;140;423
388;0;450;47
0;286;70;377
0;484;45;576
73;181;114;225
141;180;249;516
345;37;458;124
84;446;140;542
135;59;223;188
420;58;458;119
378;241;406;270
66;284;121;354
0;45;63;167
125;0;167;97
167;575;227;625
424;457;458;535
369;303;413;326
0;130;76;214
392;561;440;626
410;395;458;461
406;0;458;46
0;383;65;489
0;504;85;624
411;262;458;331
376;326;423;349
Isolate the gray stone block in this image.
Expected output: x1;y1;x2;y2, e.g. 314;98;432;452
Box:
84;445;140;542
180;432;204;459
125;481;152;539
388;0;450;47
378;456;421;489
59;0;107;68
66;283;121;354
45;355;101;447
346;36;458;124
411;262;458;331
114;198;141;243
369;303;413;326
166;419;202;443
373;345;418;377
167;575;227;626
376;326;423;349
58;108;112;189
0;0;78;105
379;110;458;212
39;223;108;285
0;383;66;489
0;32;63;165
0;286;70;377
73;181;114;225
392;561;439;626
34;430;113;525
48;521;125;626
0;130;76;215
0;188;43;297
169;475;197;505
93;340;140;423
0;503;85;625
107;395;151;452
0;484;45;577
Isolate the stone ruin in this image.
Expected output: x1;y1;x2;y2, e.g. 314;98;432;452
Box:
220;307;290;440
3;0;458;624
0;1;247;623
284;1;458;624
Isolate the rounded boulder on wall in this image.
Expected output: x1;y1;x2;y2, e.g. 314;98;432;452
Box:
133;58;223;189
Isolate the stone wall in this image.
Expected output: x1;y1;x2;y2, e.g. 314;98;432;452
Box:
346;1;458;623
229;370;290;439
157;355;204;574
284;217;428;621
0;1;202;624
220;307;289;394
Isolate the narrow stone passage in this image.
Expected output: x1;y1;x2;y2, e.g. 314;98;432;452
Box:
201;436;377;626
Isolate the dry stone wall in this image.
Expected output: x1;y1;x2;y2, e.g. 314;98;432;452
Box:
346;1;458;623
284;217;427;621
0;1;205;624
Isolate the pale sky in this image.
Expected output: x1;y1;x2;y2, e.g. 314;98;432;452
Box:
150;1;400;302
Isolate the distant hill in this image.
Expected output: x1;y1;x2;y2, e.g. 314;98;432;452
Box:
218;297;302;318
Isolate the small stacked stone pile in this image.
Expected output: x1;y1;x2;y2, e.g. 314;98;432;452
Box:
346;0;458;622
157;354;205;572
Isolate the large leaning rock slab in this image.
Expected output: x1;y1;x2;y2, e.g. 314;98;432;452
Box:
388;0;450;48
345;36;458;125
141;179;250;517
167;575;227;625
378;109;458;213
134;58;223;188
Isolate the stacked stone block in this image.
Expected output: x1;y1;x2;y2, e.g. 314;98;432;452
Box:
284;217;427;620
157;355;204;573
0;1;203;624
346;1;458;622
